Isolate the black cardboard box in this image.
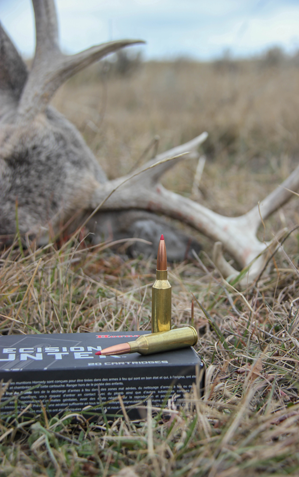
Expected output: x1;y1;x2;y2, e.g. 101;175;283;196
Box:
0;332;204;419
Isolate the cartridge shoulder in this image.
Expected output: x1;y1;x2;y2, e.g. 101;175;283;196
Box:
152;279;171;290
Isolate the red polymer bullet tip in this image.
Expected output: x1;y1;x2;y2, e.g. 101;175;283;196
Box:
95;351;102;355
160;234;164;240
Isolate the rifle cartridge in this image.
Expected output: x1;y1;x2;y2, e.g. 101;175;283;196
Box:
95;326;198;356
130;326;198;355
152;235;172;332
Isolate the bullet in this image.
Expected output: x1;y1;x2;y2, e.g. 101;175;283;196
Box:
152;234;172;333
95;326;198;356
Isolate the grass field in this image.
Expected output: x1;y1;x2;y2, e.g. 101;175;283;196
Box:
1;56;299;476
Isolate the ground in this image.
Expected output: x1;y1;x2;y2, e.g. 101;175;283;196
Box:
1;56;299;476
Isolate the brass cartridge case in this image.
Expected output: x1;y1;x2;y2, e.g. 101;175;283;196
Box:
152;270;171;333
129;326;198;355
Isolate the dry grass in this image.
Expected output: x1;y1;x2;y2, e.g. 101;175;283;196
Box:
1;58;299;476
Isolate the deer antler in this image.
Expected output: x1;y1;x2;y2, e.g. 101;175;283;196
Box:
1;0;298;285
17;0;144;122
90;141;299;284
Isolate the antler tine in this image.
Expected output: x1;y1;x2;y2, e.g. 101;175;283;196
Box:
133;132;208;183
213;228;287;287
245;163;299;233
17;0;145;123
90;132;208;208
32;0;59;55
212;241;267;287
60;39;145;84
213;242;241;281
0;25;28;102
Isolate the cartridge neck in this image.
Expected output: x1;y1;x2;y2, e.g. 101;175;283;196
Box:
156;269;167;280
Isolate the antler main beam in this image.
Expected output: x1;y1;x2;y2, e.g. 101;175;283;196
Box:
90;135;299;284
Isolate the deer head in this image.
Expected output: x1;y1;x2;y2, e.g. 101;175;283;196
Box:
1;0;298;285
